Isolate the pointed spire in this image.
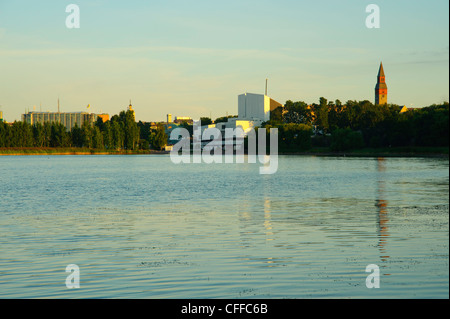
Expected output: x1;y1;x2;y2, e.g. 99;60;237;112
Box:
128;99;133;111
378;62;385;77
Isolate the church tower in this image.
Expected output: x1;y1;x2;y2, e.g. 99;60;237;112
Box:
128;99;135;120
375;62;387;105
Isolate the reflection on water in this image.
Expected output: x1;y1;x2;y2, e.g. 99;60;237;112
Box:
376;158;390;264
0;155;448;298
264;198;274;242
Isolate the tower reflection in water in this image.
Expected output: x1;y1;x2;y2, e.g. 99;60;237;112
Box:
375;157;390;270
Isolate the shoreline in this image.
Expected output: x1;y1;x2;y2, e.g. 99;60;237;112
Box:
277;151;449;158
278;146;449;158
0;147;448;158
0;148;169;156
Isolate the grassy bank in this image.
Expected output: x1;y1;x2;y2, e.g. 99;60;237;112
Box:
1;146;448;158
0;147;169;156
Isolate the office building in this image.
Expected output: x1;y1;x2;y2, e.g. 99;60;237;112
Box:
21;111;109;131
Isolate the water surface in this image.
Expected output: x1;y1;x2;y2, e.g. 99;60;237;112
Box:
0;155;448;298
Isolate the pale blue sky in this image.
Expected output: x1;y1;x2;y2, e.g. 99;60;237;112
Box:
0;0;448;122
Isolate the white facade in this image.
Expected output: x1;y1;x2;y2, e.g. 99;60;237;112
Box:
197;92;281;151
21;111;99;131
222;118;262;134
238;93;271;122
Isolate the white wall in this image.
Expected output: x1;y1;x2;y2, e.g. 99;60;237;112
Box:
225;118;261;134
238;93;270;122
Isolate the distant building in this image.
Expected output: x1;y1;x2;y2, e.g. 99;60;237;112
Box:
375;62;388;105
174;116;193;124
21;111;109;131
0;111;3;122
221;92;282;132
97;113;110;122
195;92;283;151
399;105;409;113
167;114;172;123
238;93;282;123
128;101;135;120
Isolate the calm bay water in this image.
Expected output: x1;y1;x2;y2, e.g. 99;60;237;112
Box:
0;155;448;299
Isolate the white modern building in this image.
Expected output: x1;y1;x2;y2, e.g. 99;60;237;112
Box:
238;93;276;122
218;93;282;133
197;92;283;150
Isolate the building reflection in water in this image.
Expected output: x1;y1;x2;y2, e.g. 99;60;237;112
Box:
375;157;390;265
237;196;277;266
263;198;274;265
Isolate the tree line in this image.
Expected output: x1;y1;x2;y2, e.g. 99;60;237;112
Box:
1;100;448;152
264;98;449;151
0;110;142;150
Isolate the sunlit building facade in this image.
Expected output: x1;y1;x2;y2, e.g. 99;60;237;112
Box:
238;93;282;123
21;111;109;131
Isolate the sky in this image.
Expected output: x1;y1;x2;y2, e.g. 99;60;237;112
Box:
0;0;448;122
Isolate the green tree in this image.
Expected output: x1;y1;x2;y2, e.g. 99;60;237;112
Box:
102;121;112;149
283;100;312;124
138;121;152;141
200;117;212;125
50;123;69;147
139;139;150;150
111;120;124;150
280;123;312;151
0;121;8;147
81;121;93;148
95;117;105;132
214;115;237;124
330;128;365;151
33;122;46;147
71;124;83;147
92;125;104;149
314;97;330;133
42;122;52;147
9;121;34;147
150;124;168;150
123;110;140;150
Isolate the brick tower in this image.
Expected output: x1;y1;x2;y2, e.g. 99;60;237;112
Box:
375;62;387;105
